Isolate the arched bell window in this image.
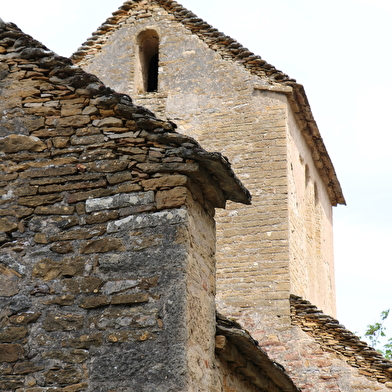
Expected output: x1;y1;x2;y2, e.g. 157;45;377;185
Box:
136;29;159;93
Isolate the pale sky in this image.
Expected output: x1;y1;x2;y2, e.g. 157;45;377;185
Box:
2;0;392;342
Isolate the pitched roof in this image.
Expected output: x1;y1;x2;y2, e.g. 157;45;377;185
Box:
0;18;251;209
216;313;301;392
291;295;392;384
71;0;346;206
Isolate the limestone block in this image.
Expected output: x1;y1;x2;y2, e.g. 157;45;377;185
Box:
32;257;84;281
79;237;125;254
0;134;46;153
62;277;104;294
0;344;24;362
85;191;154;212
107;208;187;233
156;186;189;209
43;314;84;332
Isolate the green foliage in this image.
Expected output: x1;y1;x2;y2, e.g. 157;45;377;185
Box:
364;309;392;360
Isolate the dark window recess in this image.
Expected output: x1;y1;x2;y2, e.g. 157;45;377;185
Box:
137;30;159;93
147;53;159;92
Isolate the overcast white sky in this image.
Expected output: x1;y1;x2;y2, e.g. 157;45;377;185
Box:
2;0;392;342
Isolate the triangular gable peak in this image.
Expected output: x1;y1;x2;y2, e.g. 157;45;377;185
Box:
71;0;345;206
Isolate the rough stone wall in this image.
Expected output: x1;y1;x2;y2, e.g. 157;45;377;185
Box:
80;1;292;328
79;0;337;329
0;27;242;390
213;356;264;392
290;296;392;389
250;296;392;392
286;104;336;316
259;324;392;392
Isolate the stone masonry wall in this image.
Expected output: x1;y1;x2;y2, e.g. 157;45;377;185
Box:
286;104;336;316
80;1;292;330
79;0;337;331
0;24;251;390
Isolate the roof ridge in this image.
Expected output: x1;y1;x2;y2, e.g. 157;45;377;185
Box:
0;19;251;207
70;0;345;206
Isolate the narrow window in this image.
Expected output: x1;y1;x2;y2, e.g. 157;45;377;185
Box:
305;164;310;187
136;30;159;93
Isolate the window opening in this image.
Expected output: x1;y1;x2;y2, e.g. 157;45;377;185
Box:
137;30;159;93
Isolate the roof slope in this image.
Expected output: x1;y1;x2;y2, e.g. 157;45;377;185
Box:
291;295;392;385
71;0;345;206
0;18;251;209
216;313;301;392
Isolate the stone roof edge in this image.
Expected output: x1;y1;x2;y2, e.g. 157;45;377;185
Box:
0;19;251;208
70;0;345;206
290;295;392;384
216;313;301;392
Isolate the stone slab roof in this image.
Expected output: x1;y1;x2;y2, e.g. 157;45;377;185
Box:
71;0;346;206
0;18;251;210
291;295;392;386
216;313;301;392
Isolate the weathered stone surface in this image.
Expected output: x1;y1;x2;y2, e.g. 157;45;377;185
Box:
19;166;77;179
106;171;133;185
67;188;113;203
96;117;124;127
63;334;103;349
156;187;190;209
43;314;84;331
0;134;46;153
87;160;129;173
50;241;74;254
32;257;84;281
119;204;155;217
129;231;164;251
62;382;89;392
18;194;63;207
34;205;75;215
61;105;83;117
57;114;90;127
44;367;82;384
0;173;18;182
0;326;28;342
102;279;138;294
142;174;188;190
70;134;106;145
43;349;88;364
29;214;79;232
33;127;75;138
13;362;44;374
0;376;24;390
111;293;149;305
38;179;107;194
34;233;48;244
43;295;75;306
0;217;18;233
0;265;22;297
82;106;99;115
49;225;106;241
79;295;110;308
53;136;70;148
114;182;143;194
85;210;118;225
80;237;125;254
85;191;154;212
107;208;187;233
62;277;104;294
9;312;41;324
14;185;38;196
0;344;24;362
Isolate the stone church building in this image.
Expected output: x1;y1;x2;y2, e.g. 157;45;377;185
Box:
1;0;392;391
